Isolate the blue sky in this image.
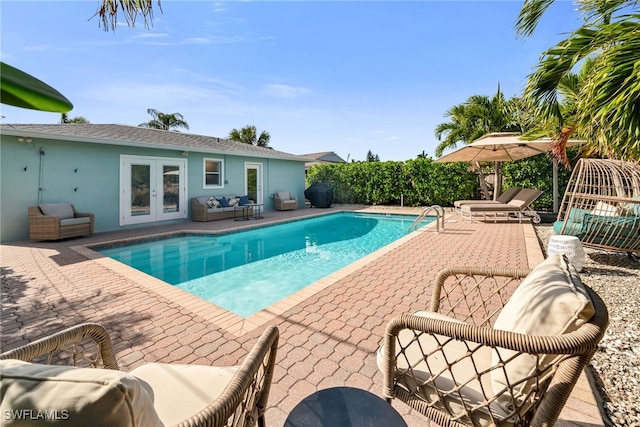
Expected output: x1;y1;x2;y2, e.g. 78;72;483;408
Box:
1;1;582;161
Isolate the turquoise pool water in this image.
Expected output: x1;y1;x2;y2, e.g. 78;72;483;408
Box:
97;212;430;317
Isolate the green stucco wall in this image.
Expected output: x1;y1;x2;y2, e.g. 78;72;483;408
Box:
1;136;306;242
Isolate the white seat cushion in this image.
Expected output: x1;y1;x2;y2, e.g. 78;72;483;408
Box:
276;192;291;200
129;363;239;426
0;359;162;427
60;217;91;226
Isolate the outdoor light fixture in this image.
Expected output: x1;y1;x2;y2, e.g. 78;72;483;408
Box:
182;151;189;157
17;137;32;143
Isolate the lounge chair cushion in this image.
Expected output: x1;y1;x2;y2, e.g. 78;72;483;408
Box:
129;363;239;426
0;359;162;427
377;311;511;425
39;203;74;219
276;191;291;200
492;254;595;403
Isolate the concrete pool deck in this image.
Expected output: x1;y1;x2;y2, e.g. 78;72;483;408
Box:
1;205;604;426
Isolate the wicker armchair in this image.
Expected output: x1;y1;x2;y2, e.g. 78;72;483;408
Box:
379;256;608;427
28;203;94;240
273;192;298;211
1;323;279;427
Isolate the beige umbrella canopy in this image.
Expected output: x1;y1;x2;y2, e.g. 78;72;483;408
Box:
435;132;584;212
435;132;582;163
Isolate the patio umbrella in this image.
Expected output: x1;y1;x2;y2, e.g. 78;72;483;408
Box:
435;132;584;212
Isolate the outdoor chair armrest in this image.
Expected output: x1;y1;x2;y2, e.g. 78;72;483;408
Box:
430;266;530;327
0;323;118;370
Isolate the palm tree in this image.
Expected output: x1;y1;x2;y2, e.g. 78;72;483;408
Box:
139;108;189;132
228;125;270;148
435;86;522;199
60;113;91;124
434;86;518;157
95;0;161;31
516;0;640;161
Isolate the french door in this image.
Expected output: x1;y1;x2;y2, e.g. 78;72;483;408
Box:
245;162;263;205
121;155;187;225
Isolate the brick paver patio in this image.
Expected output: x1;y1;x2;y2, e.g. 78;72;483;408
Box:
0;206;604;426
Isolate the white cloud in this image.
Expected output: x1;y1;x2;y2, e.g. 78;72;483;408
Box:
263;84;310;99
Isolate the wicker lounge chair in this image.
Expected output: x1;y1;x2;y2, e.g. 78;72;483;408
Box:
454;187;522;211
378;255;608;427
460;188;543;223
0;323;279;427
28;203;94;240
273;191;298;211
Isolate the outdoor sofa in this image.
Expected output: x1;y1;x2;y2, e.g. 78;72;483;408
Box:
28;203;94;241
191;195;254;222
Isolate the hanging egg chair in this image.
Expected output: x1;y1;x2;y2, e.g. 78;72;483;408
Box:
553;159;640;256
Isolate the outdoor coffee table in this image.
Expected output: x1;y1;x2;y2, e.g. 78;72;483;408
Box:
284;386;407;427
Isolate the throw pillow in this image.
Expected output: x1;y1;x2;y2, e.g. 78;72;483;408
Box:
218;197;230;208
0;359;162;426
238;195;250;206
227;197;239;207
206;197;220;209
491;254;595;409
591;201;618;216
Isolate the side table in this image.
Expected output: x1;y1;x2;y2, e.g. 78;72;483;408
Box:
284;387;407;427
233;205;249;221
246;203;263;219
548;235;586;271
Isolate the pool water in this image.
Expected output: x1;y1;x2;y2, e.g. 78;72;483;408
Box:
98;212;430;317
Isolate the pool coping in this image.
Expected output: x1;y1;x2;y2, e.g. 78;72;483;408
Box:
72;209;441;337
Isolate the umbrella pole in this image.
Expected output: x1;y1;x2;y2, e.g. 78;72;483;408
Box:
553;158;559;213
494;161;502;201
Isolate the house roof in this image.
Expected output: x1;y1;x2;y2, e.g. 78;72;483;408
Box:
303;151;347;164
0;124;310;162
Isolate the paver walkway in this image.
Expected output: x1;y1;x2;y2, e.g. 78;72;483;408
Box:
0;206;603;426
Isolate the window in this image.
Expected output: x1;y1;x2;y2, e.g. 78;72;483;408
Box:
203;158;224;188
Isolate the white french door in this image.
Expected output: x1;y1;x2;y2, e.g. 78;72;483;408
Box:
245;162;263;205
121;155;187;225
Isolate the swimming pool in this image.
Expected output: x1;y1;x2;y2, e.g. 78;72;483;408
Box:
97;212;431;317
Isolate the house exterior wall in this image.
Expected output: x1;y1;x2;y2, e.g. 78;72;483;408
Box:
1;136;306;242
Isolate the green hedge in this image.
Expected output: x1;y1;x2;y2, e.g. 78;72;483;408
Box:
306;155;576;210
305;159;477;206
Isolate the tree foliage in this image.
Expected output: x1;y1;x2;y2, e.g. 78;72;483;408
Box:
228;125;270;147
306;159;477;206
517;0;640;161
139;108;189;132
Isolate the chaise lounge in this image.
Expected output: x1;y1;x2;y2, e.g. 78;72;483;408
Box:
459;188;543;223
454;187;522;212
28;203;94;241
